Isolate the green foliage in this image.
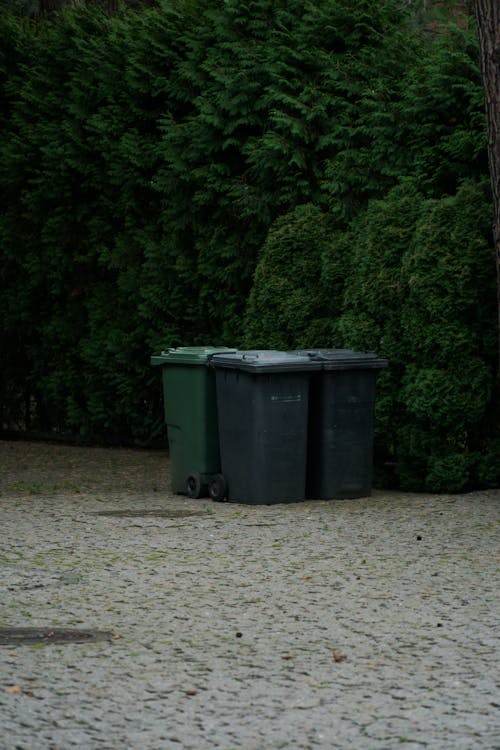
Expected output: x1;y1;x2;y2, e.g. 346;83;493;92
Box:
0;1;497;490
334;180;497;492
0;0;39;16
243;204;339;349
397;22;487;196
396;182;496;491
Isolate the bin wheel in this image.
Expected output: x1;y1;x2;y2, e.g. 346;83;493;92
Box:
209;474;227;502
186;473;204;499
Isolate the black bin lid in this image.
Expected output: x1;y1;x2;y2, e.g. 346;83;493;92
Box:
293;349;388;371
211;350;322;373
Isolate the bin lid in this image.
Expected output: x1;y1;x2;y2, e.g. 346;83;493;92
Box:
293;349;388;371
151;346;237;366
211;350;322;373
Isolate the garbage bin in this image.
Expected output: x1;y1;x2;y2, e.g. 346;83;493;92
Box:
151;346;237;497
295;349;388;499
211;351;321;504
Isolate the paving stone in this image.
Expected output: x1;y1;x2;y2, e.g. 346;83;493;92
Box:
0;442;499;749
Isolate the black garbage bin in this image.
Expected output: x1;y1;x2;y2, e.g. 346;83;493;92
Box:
296;349;388;500
210;351;321;504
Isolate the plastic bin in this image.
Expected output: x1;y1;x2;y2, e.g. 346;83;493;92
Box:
151;346;237;497
211;351;321;504
295;349;388;499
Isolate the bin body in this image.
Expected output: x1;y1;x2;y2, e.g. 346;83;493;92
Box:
151;347;236;494
296;349;387;499
212;351;320;504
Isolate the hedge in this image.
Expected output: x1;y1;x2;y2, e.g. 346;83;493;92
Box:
0;1;498;490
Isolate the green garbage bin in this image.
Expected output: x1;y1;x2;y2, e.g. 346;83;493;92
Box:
151;347;237;497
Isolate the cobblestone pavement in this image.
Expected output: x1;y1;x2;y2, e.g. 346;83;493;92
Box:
0;440;499;750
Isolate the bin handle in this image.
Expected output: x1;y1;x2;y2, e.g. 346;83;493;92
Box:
304;351;326;361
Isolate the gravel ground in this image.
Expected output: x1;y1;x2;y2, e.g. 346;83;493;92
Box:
0;440;499;750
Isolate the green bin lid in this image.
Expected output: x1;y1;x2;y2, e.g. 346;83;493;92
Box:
151;346;237;366
211;350;322;373
293;349;388;371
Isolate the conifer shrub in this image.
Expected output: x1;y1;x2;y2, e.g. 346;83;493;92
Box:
243;204;340;349
335;179;498;492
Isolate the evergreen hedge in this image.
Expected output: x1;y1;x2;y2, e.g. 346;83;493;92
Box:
0;0;498;490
